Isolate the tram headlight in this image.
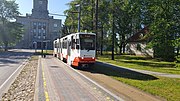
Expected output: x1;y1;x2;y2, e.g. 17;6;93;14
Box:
92;57;95;59
81;57;84;59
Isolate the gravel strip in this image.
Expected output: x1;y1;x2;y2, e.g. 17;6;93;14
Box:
2;57;38;101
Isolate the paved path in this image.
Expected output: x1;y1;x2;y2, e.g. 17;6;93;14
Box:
36;56;123;101
0;49;33;98
97;61;180;78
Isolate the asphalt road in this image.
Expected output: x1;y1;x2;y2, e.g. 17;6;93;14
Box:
0;49;34;98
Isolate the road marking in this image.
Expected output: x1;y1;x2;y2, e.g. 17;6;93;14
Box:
41;59;50;101
0;59;28;90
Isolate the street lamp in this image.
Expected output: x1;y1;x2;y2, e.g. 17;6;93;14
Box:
95;0;99;56
112;0;115;60
73;4;81;32
33;41;37;53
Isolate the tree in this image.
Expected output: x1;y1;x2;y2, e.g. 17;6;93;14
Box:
0;0;22;51
64;0;95;33
64;0;179;61
144;0;180;61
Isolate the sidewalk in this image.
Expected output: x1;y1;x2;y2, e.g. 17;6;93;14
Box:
97;61;180;78
35;56;123;101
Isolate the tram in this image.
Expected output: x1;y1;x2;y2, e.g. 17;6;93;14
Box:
53;32;96;67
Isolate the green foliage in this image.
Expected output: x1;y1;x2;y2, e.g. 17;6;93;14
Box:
64;0;180;61
0;0;19;21
0;0;22;51
92;63;180;101
145;0;180;61
6;22;24;44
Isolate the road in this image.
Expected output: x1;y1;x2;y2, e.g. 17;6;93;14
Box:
0;49;34;98
36;56;123;101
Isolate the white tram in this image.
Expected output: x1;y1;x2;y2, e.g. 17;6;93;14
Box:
53;32;96;67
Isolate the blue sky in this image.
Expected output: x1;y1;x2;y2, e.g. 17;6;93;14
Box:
15;0;72;24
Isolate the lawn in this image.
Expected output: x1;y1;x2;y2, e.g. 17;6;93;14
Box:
34;49;53;55
97;55;180;74
91;63;180;101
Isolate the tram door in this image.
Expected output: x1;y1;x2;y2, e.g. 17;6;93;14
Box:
67;39;71;65
67;40;71;56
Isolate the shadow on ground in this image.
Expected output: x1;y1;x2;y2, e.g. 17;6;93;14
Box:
0;51;32;65
76;62;158;81
121;60;175;68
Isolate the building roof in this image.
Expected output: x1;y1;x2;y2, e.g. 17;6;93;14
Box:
127;26;149;43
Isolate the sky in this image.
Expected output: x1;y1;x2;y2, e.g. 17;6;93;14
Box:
15;0;72;24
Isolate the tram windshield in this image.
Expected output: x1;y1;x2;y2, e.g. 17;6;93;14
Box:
80;34;95;50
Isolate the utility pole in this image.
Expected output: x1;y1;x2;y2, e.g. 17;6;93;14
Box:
78;4;81;32
112;0;115;60
95;0;98;55
92;0;94;31
101;25;103;55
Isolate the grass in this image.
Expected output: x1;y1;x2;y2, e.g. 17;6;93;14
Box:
30;55;39;60
34;50;53;55
0;49;4;52
90;64;180;101
97;55;180;74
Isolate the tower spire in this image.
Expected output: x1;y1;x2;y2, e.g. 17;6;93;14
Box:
32;0;49;19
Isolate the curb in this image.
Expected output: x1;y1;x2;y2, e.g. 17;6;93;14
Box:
0;58;30;99
34;56;40;101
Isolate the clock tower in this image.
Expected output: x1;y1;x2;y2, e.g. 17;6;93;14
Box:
31;0;49;19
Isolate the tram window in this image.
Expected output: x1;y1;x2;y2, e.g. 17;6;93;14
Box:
54;42;57;48
64;41;67;49
72;39;75;49
69;41;71;46
76;44;79;49
76;39;79;44
59;42;61;48
80;34;95;50
62;42;64;48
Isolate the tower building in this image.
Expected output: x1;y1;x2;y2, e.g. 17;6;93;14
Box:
16;0;61;49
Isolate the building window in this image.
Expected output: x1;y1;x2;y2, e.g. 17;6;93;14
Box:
43;33;46;36
33;33;37;38
43;30;46;33
33;22;37;25
39;22;41;25
33;25;36;29
54;24;58;28
38;29;41;36
38;29;41;33
43;26;46;29
39;1;43;4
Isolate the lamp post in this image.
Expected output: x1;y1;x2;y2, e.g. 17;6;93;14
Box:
111;0;115;60
74;4;81;32
95;0;99;56
33;41;37;53
78;4;81;32
70;4;81;33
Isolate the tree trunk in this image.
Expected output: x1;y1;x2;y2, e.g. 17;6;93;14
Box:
119;43;122;55
4;41;8;51
122;34;125;53
177;46;180;57
123;43;126;53
100;26;103;55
